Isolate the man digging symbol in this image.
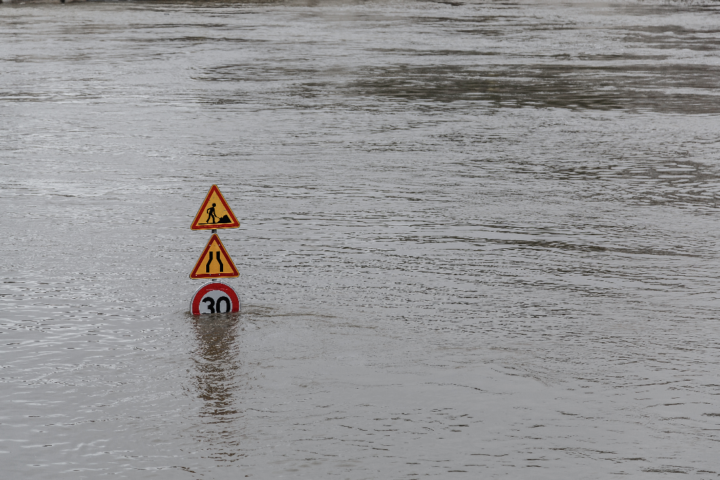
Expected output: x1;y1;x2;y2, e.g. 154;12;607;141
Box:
206;203;218;224
197;197;233;225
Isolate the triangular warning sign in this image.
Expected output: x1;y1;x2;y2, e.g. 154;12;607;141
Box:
190;234;239;279
191;185;240;230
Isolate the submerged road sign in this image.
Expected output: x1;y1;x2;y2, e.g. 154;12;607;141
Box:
191;185;240;230
190;282;240;315
190;234;239;279
188;185;241;315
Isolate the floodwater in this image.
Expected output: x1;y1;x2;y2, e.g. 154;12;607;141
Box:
1;0;720;477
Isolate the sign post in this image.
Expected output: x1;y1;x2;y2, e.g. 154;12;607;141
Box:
189;185;241;315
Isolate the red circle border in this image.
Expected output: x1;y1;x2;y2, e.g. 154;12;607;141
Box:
190;282;240;315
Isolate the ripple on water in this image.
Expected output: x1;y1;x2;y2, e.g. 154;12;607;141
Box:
1;1;720;478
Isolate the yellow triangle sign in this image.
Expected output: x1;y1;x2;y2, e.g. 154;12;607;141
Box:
190;234;239;279
191;185;240;230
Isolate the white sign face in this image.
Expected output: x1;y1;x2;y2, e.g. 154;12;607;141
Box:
190;282;240;315
198;290;234;314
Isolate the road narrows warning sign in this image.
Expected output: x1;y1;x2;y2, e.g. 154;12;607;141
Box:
190;234;239;279
191;185;240;230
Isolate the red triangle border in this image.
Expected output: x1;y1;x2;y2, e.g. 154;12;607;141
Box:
191;185;240;230
189;234;239;279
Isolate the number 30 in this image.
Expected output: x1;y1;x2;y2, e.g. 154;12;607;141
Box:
202;296;231;313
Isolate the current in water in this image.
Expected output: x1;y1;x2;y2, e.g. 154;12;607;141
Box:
1;0;720;478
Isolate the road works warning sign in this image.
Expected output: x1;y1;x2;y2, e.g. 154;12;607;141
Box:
190;185;240;230
189;234;239;279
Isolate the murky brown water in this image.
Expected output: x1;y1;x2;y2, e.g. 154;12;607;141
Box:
2;0;720;477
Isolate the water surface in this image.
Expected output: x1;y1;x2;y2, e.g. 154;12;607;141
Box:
2;0;720;477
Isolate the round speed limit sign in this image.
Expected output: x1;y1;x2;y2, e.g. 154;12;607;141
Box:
190;282;240;315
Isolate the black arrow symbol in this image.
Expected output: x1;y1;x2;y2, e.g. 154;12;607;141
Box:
206;252;213;273
205;251;224;273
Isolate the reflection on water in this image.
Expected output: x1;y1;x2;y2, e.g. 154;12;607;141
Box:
188;313;246;464
191;313;241;421
2;0;720;478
